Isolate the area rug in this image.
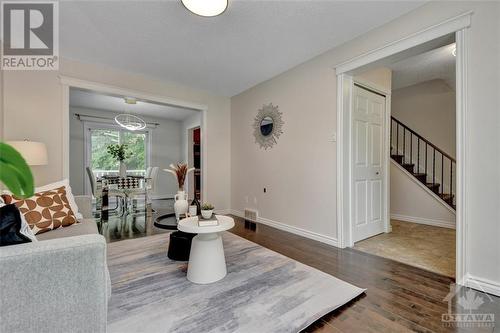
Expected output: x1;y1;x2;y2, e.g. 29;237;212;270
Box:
107;232;365;333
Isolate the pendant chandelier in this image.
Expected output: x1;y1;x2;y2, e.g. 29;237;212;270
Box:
115;97;146;131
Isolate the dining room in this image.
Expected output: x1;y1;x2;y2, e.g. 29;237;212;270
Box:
68;87;203;240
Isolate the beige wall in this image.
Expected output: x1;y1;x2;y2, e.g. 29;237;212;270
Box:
2;58;231;210
392;79;456;158
390;162;455;227
356;67;392;92
231;1;500;290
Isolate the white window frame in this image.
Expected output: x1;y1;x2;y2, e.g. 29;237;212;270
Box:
83;121;152;195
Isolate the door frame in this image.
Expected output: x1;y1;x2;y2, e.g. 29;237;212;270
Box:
335;11;471;285
59;76;209;202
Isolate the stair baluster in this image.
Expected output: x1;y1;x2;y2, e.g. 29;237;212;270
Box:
390;116;456;210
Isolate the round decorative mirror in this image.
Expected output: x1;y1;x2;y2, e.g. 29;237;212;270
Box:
260;116;274;136
253;103;284;150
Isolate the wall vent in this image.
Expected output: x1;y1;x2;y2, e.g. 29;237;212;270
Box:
244;208;258;222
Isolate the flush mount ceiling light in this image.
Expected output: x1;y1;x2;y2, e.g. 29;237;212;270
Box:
115;97;146;131
124;97;137;104
181;0;228;17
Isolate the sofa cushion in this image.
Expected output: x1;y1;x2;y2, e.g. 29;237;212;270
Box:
2;186;78;235
36;218;98;241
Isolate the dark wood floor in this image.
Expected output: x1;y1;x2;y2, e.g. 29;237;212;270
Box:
98;202;499;332
229;216;499;333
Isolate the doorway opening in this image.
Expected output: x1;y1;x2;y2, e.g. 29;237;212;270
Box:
61;78;207;242
336;12;470;283
352;40;457;277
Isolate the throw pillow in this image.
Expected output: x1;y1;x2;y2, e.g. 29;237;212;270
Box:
2;186;78;235
3;179;83;220
0;204;33;246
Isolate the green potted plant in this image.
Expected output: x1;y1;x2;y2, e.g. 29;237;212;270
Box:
201;203;214;219
107;144;131;177
0;142;34;198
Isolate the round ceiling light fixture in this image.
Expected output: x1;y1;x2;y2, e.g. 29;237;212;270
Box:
115;114;146;131
181;0;228;17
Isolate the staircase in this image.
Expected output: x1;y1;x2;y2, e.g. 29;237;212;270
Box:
391;117;456;210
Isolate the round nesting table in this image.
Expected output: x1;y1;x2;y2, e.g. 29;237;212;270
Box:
177;215;235;284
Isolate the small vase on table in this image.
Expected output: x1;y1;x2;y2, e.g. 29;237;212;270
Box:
174;190;189;221
119;161;127;178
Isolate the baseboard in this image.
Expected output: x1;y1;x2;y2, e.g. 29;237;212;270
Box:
390;214;455;229
150;195;174;200
465;275;500;297
230;210;339;247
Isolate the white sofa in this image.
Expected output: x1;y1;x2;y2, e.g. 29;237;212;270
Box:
0;196;110;333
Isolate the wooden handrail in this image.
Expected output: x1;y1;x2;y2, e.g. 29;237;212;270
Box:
391;116;456;163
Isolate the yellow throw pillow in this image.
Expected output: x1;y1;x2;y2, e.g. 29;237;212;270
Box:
2;186;78;235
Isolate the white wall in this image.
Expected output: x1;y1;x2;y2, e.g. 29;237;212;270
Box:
392;79;456;158
231;1;500;292
69;106;183;198
391;161;455;228
2;58;231;211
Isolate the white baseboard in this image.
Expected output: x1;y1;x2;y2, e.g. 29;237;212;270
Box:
230;210;339;247
390;213;455;229
465;275;500;297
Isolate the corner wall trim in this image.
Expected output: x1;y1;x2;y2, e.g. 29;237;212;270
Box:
335;11;472;74
390;214;455;229
465;275;500;297
229;210;339;248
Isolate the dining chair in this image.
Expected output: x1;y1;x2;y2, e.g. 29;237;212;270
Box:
86;167;126;214
128;166;159;213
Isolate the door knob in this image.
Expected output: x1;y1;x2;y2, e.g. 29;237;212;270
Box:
375;172;380;175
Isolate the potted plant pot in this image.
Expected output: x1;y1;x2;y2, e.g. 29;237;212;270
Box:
201;209;213;219
201;203;214;219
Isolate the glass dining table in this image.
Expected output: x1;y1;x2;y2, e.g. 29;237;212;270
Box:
97;175;146;221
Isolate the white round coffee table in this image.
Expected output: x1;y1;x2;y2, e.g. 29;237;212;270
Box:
178;215;235;284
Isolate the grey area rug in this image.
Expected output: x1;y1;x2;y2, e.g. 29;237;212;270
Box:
107;232;365;333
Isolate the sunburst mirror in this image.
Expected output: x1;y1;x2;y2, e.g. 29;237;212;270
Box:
253;103;284;150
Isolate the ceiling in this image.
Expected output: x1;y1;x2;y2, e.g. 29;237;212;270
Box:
60;1;425;97
70;89;200;121
389;43;456;90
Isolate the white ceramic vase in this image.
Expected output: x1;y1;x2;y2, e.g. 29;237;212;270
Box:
119;161;127;178
174;190;189;221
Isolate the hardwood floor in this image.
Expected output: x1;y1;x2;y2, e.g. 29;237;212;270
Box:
229;216;499;333
98;202;498;332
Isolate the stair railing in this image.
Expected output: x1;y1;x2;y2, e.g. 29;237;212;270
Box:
390;116;456;207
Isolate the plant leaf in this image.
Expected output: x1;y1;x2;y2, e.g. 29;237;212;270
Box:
0;142;34;198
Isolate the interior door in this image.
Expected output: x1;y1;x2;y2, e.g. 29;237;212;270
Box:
352;85;386;242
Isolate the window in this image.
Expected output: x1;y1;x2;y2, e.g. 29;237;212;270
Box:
85;123;150;179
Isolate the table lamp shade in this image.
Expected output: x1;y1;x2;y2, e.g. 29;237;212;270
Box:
7;141;48;166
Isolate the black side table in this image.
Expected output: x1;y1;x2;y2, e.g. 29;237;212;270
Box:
167;231;196;261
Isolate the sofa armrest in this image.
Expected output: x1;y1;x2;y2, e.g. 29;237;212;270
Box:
0;234;108;333
75;195;93;219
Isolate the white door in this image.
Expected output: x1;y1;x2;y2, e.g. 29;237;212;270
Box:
352;85;385;242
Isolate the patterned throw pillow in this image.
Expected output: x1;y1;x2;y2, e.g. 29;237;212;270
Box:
1;186;78;235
